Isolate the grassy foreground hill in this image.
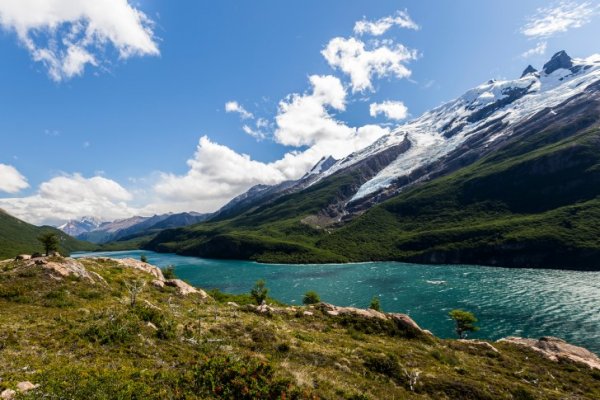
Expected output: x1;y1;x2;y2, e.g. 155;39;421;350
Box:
145;125;600;270
0;209;95;259
1;256;599;399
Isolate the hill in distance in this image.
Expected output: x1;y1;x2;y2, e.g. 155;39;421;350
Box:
0;209;94;259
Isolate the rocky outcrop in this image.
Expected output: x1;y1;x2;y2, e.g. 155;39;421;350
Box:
498;336;600;370
317;303;429;336
99;257;165;280
25;257;102;284
521;65;538;78
165;279;209;298
543;50;573;74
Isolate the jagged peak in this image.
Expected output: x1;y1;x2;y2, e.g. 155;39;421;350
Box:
543;50;573;75
521;65;538;78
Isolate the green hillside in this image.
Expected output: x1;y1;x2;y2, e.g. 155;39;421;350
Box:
1;256;599;399
146;123;600;269
0;209;95;259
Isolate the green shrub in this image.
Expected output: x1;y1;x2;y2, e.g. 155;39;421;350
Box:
161;265;176;279
302;290;320;305
250;279;268;305
193;355;294;399
364;353;401;382
369;296;381;312
82;310;140;345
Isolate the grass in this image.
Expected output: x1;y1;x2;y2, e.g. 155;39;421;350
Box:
0;260;600;399
0;257;599;399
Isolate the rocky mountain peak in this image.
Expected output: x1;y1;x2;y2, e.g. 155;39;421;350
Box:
521;65;538;78
543;50;573;74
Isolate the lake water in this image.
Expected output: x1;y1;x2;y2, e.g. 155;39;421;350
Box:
73;250;600;354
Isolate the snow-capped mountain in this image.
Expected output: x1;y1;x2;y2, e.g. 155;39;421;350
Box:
214;51;600;223
313;51;600;204
76;212;212;243
57;217;104;237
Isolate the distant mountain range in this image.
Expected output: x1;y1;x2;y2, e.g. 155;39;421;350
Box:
59;212;211;244
145;51;600;270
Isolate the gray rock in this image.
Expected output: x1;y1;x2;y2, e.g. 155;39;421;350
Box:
498;336;600;369
543;50;573;74
520;64;538;78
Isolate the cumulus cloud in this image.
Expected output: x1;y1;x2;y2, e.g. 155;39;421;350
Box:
151;75;392;213
354;10;419;36
0;164;29;193
225;101;254;119
521;1;598;38
275;75;351;147
521;41;548;58
0;174;135;225
369;101;409;121
0;0;159;81
322;37;417;92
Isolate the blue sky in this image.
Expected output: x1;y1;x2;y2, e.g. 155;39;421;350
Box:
0;0;598;225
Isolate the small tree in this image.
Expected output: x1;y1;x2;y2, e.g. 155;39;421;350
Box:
162;265;176;279
38;232;59;256
140;254;148;263
250;279;268;305
125;279;146;307
302;290;320;305
449;309;479;339
369;296;381;312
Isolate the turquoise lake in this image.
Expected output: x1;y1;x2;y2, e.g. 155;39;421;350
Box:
73;250;600;354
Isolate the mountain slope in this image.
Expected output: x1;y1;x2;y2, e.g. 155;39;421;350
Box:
0;209;94;259
145;51;600;269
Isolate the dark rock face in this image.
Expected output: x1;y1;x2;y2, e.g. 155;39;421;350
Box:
543;51;573;74
521;65;538;78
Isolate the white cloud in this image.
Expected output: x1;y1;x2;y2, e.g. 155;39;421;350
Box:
354;10;419;36
0;0;159;81
321;37;417;92
0;174;134;225
522;41;548;58
0;164;29;193
151;136;288;212
274;75;351;147
521;1;598;38
225;101;254;119
242;125;266;140
369;101;409;121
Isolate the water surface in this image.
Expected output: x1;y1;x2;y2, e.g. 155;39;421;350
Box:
74;250;600;353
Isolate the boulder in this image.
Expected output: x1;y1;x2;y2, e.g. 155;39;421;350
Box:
0;389;15;400
226;301;239;308
16;381;38;393
15;254;31;261
165;279;209;298
151;279;165;288
458;339;499;353
26;257;99;283
317;303;428;335
498;336;600;370
319;303;387;320
104;258;165;280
